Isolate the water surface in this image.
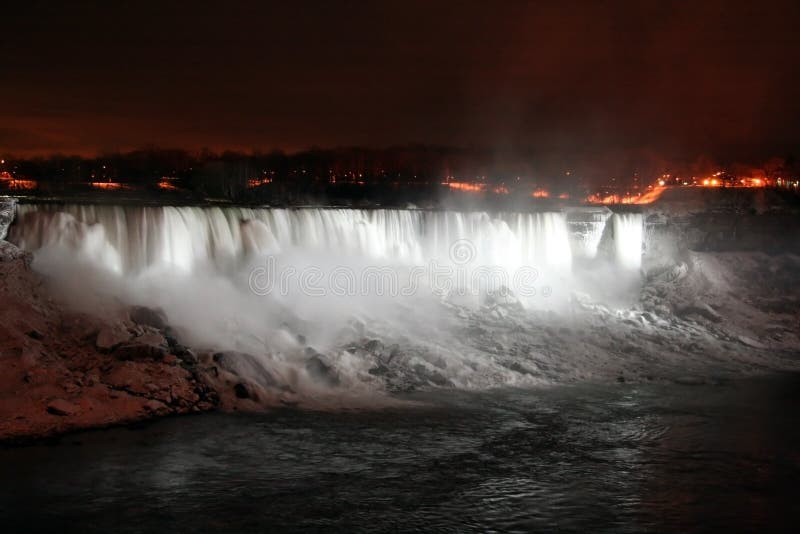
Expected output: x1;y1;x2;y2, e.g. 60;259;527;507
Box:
2;375;799;532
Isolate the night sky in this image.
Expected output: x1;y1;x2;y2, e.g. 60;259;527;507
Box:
2;0;799;169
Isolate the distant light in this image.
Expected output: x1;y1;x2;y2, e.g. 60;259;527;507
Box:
0;160;4;164
658;179;666;186
531;188;550;198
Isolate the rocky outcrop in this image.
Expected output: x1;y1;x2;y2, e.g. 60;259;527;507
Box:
95;326;131;351
201;351;281;406
643;189;800;259
129;305;168;330
46;399;79;416
0;249;219;444
0;197;16;241
0;240;30;264
304;350;340;387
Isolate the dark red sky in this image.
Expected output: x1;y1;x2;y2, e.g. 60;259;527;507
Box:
2;0;799;167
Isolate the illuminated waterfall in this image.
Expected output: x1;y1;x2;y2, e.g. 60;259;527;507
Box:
10;204;578;276
612;213;643;271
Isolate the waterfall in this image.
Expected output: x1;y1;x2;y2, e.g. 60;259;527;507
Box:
6;203;649;392
8;204;645;316
10;204;579;277
612;213;643;271
564;207;611;260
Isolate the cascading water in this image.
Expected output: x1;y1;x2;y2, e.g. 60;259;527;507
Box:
8;203;647;395
11;204;578;279
612;213;644;271
563;207;612;260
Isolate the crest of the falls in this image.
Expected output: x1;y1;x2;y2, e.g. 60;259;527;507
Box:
11;204;583;278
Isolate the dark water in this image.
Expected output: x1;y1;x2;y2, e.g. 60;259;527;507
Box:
2;375;800;532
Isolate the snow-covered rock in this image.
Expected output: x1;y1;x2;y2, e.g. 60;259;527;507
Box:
0;197;16;241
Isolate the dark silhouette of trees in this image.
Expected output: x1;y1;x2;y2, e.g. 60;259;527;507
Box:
4;146;798;204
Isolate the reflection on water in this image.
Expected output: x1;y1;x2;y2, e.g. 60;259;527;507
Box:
2;374;799;532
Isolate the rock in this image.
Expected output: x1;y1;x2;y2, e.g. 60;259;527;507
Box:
305;354;340;386
85;372;100;386
129;305;168;330
164;333;181;349
114;342;167;361
508;361;534;376
135;331;167;348
25;329;45;340
363;339;384;353
176;349;198;365
0;197;16;241
0;240;31;264
95;327;131;351
112;328;167;360
368;364;391;377
675;301;722;323
212;351;277;390
46;399;79;416
738;335;767;349
233;382;251;399
411;363;449;387
483;285;524;311
143;399;167;413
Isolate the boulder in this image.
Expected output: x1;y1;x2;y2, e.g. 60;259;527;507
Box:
46;398;79;416
363;339;384;353
129;305;168;330
0;197;16;241
96;327;131;351
305;353;340;386
483;285;524;311
26;329;45;341
212;351;277;390
143;399;168;413
675;301;722;323
0;240;30;264
135;331;167;348
176;349;198;365
114;342;167;361
233;382;253;399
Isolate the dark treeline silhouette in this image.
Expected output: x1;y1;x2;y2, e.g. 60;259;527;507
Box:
0;145;568;205
2;146;798;207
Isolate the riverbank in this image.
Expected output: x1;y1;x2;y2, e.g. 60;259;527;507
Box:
0;222;220;443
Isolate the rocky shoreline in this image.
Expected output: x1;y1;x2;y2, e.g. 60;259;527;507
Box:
0;198;222;444
0;242;221;444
